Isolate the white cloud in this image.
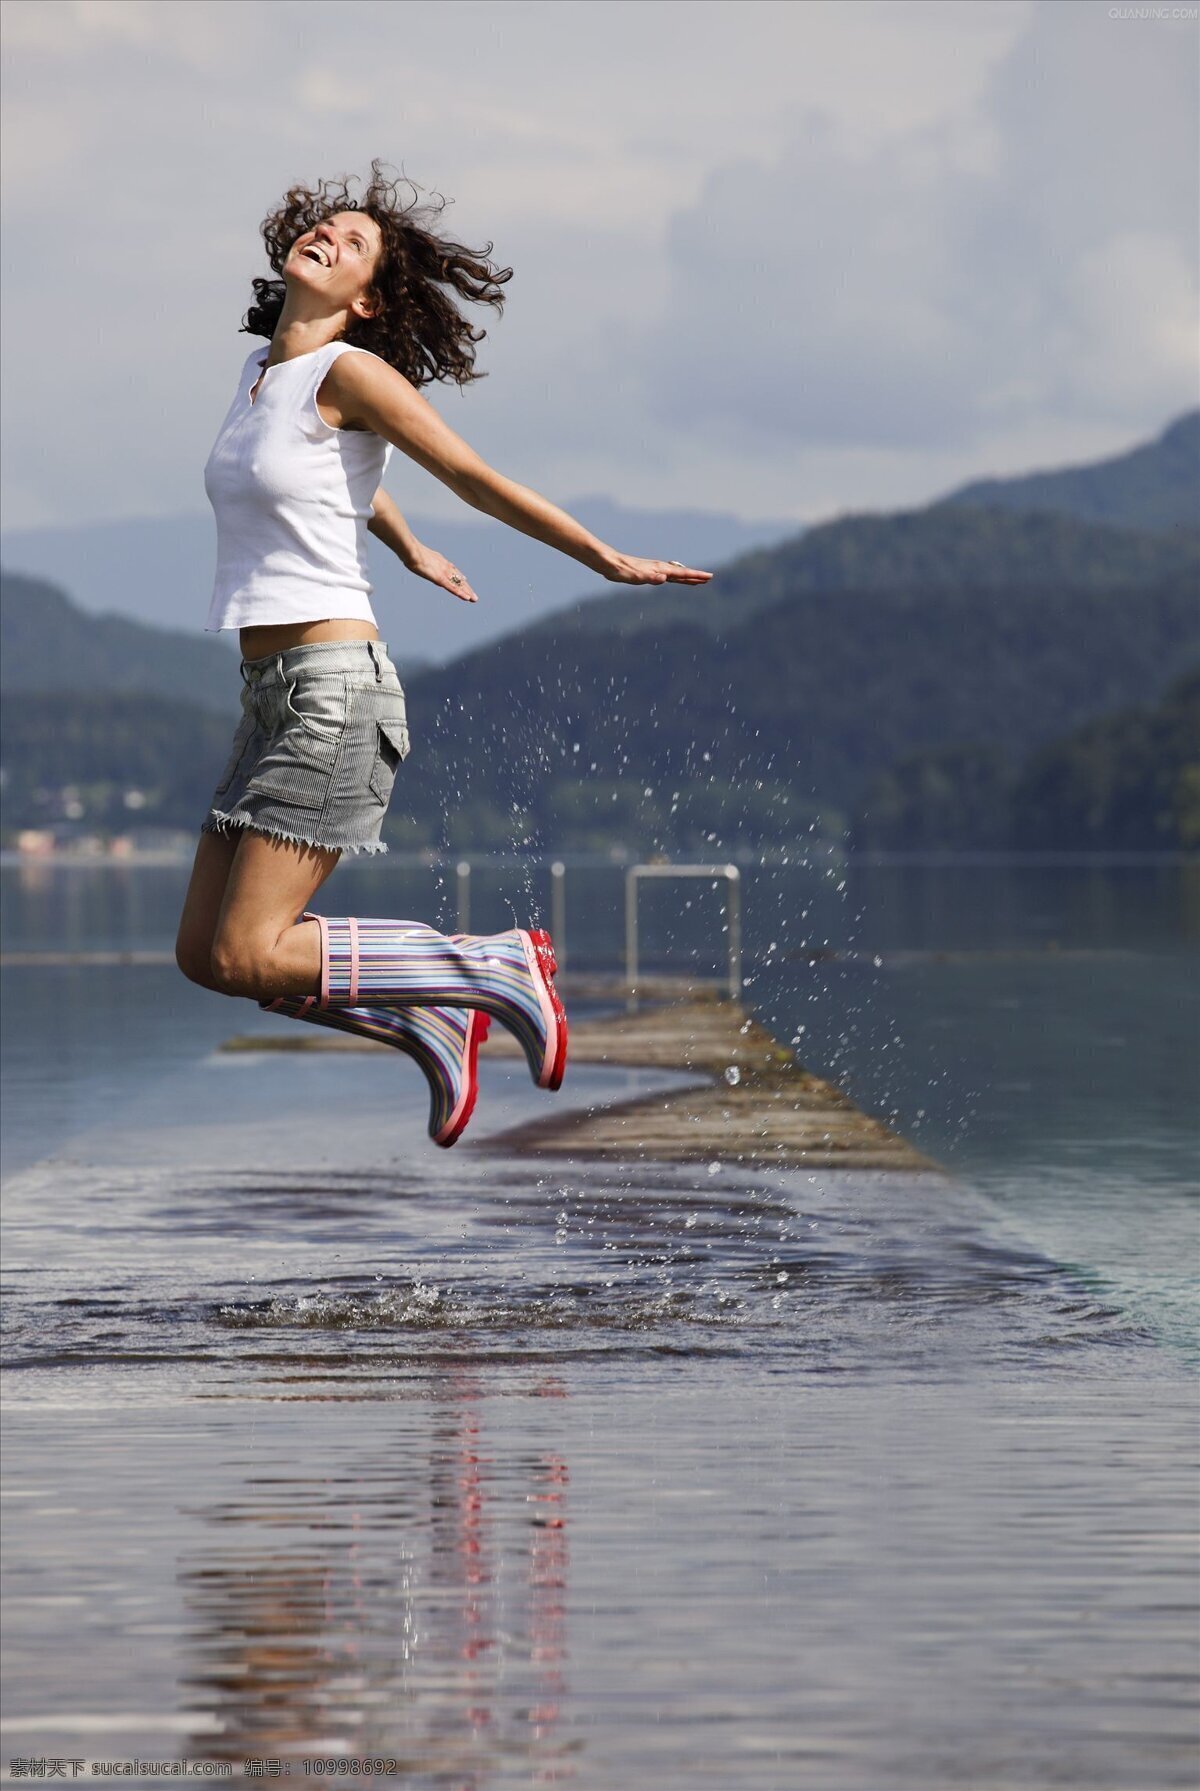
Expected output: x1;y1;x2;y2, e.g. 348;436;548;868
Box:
0;0;1193;535
631;0;1198;460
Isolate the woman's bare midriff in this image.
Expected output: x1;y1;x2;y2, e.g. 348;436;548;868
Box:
239;618;380;661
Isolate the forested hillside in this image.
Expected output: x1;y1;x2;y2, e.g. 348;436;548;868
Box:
394;543;1198;846
935;409;1198;536
522;483;1199;647
1;572;239;713
3;409;1196;851
1;692;237;835
856;668;1200;850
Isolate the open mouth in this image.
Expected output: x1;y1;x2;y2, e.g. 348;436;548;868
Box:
299;244;332;268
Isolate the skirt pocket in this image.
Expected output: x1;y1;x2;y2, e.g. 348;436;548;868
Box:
243;729;342;809
284;672;349;742
369;716;412;803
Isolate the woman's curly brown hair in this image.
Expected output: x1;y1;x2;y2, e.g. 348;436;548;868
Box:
241;159;512;389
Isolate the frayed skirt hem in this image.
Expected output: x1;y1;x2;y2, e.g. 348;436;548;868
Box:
201;808;389;857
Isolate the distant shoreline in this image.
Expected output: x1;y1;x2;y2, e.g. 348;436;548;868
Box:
2;847;1195;870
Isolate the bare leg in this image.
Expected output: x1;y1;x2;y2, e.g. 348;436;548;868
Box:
209;828;343;1001
175;831;241;991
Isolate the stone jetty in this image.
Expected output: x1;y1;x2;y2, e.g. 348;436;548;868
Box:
223;979;932;1172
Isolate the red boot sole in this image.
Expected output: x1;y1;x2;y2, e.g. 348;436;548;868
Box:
526;928;568;1090
434;1010;491;1147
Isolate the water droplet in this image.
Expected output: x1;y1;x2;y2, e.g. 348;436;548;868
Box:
707;1162;721;1176
684;1213;698;1229
724;1065;741;1086
776;1271;789;1284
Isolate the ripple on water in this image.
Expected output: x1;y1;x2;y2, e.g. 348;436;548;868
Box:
1;1155;1163;1394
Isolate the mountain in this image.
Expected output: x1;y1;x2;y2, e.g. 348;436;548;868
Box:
395;519;1199;847
932;409;1199;535
519;502;1200;648
0;497;798;668
1;571;241;713
0;569;434;713
5;403;1191;669
1012;665;1200;848
5;407;1198;851
856;666;1200;851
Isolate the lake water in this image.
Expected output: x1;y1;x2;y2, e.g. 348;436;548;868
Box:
1;855;1197;1787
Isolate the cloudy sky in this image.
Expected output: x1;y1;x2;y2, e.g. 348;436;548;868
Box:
1;0;1196;534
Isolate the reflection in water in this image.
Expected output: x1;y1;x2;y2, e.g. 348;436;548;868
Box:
4;859;1196;1783
179;1376;574;1783
528;1450;570;1780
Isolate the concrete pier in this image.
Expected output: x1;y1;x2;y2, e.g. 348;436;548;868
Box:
223;986;932;1172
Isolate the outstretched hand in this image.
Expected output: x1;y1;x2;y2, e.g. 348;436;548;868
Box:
407;544;479;603
602;554;713;586
402;542;712;602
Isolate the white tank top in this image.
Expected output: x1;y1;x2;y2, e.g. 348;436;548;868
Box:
203;340;394;633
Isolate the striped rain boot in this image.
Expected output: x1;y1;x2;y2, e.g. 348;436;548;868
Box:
314;914;567;1092
261;916;490;1149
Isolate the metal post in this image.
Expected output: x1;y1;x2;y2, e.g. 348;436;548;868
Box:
550;861;567;970
725;865;742;1000
625;867;640;1012
455;859;471;934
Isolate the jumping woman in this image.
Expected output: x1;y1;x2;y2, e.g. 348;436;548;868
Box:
175;162;713;1148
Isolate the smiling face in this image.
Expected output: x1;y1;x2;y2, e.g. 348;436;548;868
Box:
284;209;386;321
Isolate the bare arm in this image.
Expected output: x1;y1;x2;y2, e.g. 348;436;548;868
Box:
367;486;478;603
335;355;712;589
366;486;422;567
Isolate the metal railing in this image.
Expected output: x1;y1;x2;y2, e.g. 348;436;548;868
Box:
450;857;741;1001
625;863;742;1008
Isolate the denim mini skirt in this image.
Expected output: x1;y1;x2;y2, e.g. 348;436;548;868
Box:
201;639;412;856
